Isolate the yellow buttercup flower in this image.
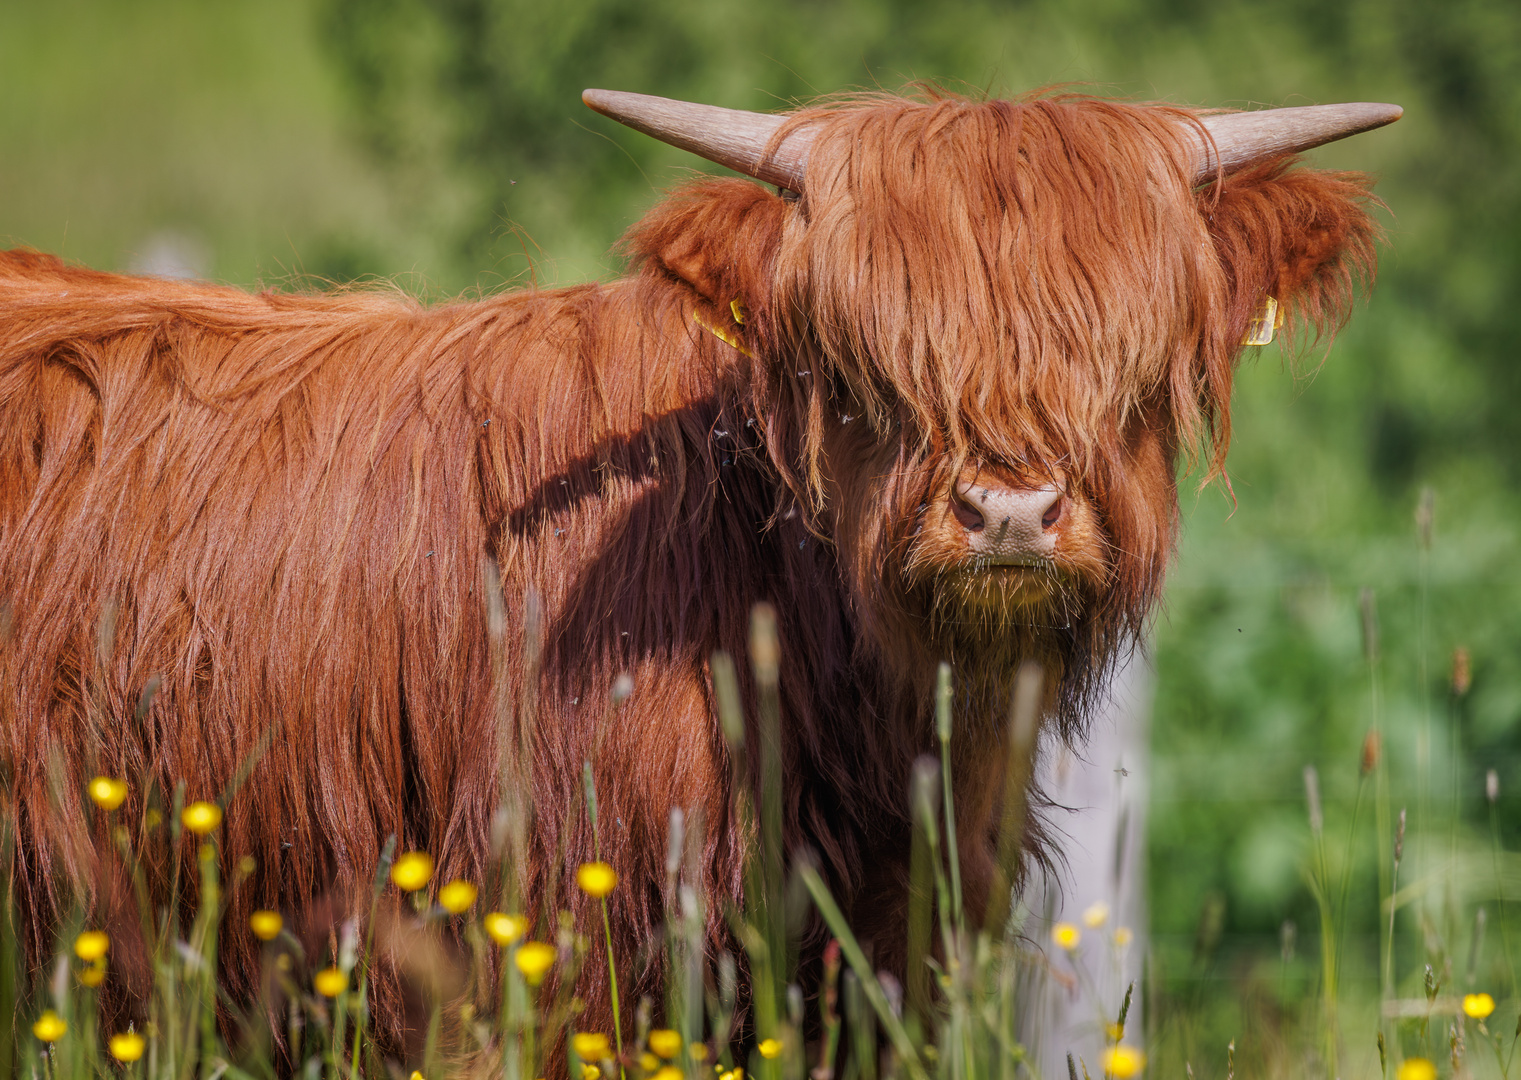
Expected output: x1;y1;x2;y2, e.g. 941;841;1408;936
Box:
390;851;434;892
1082;901;1110;928
1102;1045;1145;1078
1051;922;1081;951
249;910;283;941
639;1053;660;1072
1398;1059;1436;1080
648;1029;682;1059
581;1067;601;1080
439;879;479;914
410;1072;426;1080
484;912;528;946
80;962;106;988
514;941;557;985
576;861;618;898
653;1069;682;1080
573;1032;612;1061
74;930;110;962
757;1038;783;1060
313;966;347;997
108;1031;146;1062
32;1010;66;1042
88;776;128;811
689;1042;709;1061
181;801;222;835
1464;992;1496;1019
1114;926;1134;947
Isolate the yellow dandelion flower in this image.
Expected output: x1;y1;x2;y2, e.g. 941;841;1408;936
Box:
1464;993;1496;1019
647;1034;684;1058
640;1053;660;1072
484;912;528;946
1397;1059;1436;1080
74;930;110;962
689;1042;709;1061
249;910;283;941
438;880;478;914
1102;1045;1145;1078
80;962;106;988
313;966;346;997
573;1032;612;1061
108;1031;146;1062
576;861;618;898
1114;926;1134;947
648;1029;682;1059
758;1038;783;1060
32;1010;66;1042
390;851;434;892
181;801;222;835
653;1069;683;1080
88;776;128;811
514;941;557;986
1051;922;1081;951
1082;901;1110;928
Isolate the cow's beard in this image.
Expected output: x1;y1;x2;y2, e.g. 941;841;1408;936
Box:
884;553;1131;745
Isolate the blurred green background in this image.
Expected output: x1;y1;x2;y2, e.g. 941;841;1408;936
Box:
3;0;1518;1070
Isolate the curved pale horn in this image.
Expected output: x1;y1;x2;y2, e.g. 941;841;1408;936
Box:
1191;102;1403;184
584;89;1403;192
583;89;811;191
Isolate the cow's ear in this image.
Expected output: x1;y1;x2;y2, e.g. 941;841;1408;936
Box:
1202;158;1380;354
621;179;787;315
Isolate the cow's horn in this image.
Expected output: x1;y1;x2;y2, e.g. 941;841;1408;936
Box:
1191;102;1403;184
583;89;811;192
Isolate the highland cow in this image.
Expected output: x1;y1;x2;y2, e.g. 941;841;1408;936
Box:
0;88;1395;1055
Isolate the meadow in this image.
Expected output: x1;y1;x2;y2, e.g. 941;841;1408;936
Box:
1;0;1518;1076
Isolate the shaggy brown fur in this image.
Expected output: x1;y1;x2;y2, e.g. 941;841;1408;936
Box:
0;91;1378;1057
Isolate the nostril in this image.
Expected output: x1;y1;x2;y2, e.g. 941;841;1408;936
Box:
950;494;985;532
1041;497;1064;531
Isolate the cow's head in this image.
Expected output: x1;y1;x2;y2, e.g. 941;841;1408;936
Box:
601;89;1393;714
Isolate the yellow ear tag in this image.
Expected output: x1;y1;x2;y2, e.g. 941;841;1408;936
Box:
1243;295;1281;346
729;298;748;325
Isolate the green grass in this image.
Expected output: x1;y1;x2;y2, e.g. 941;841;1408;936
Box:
7;583;1520;1080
